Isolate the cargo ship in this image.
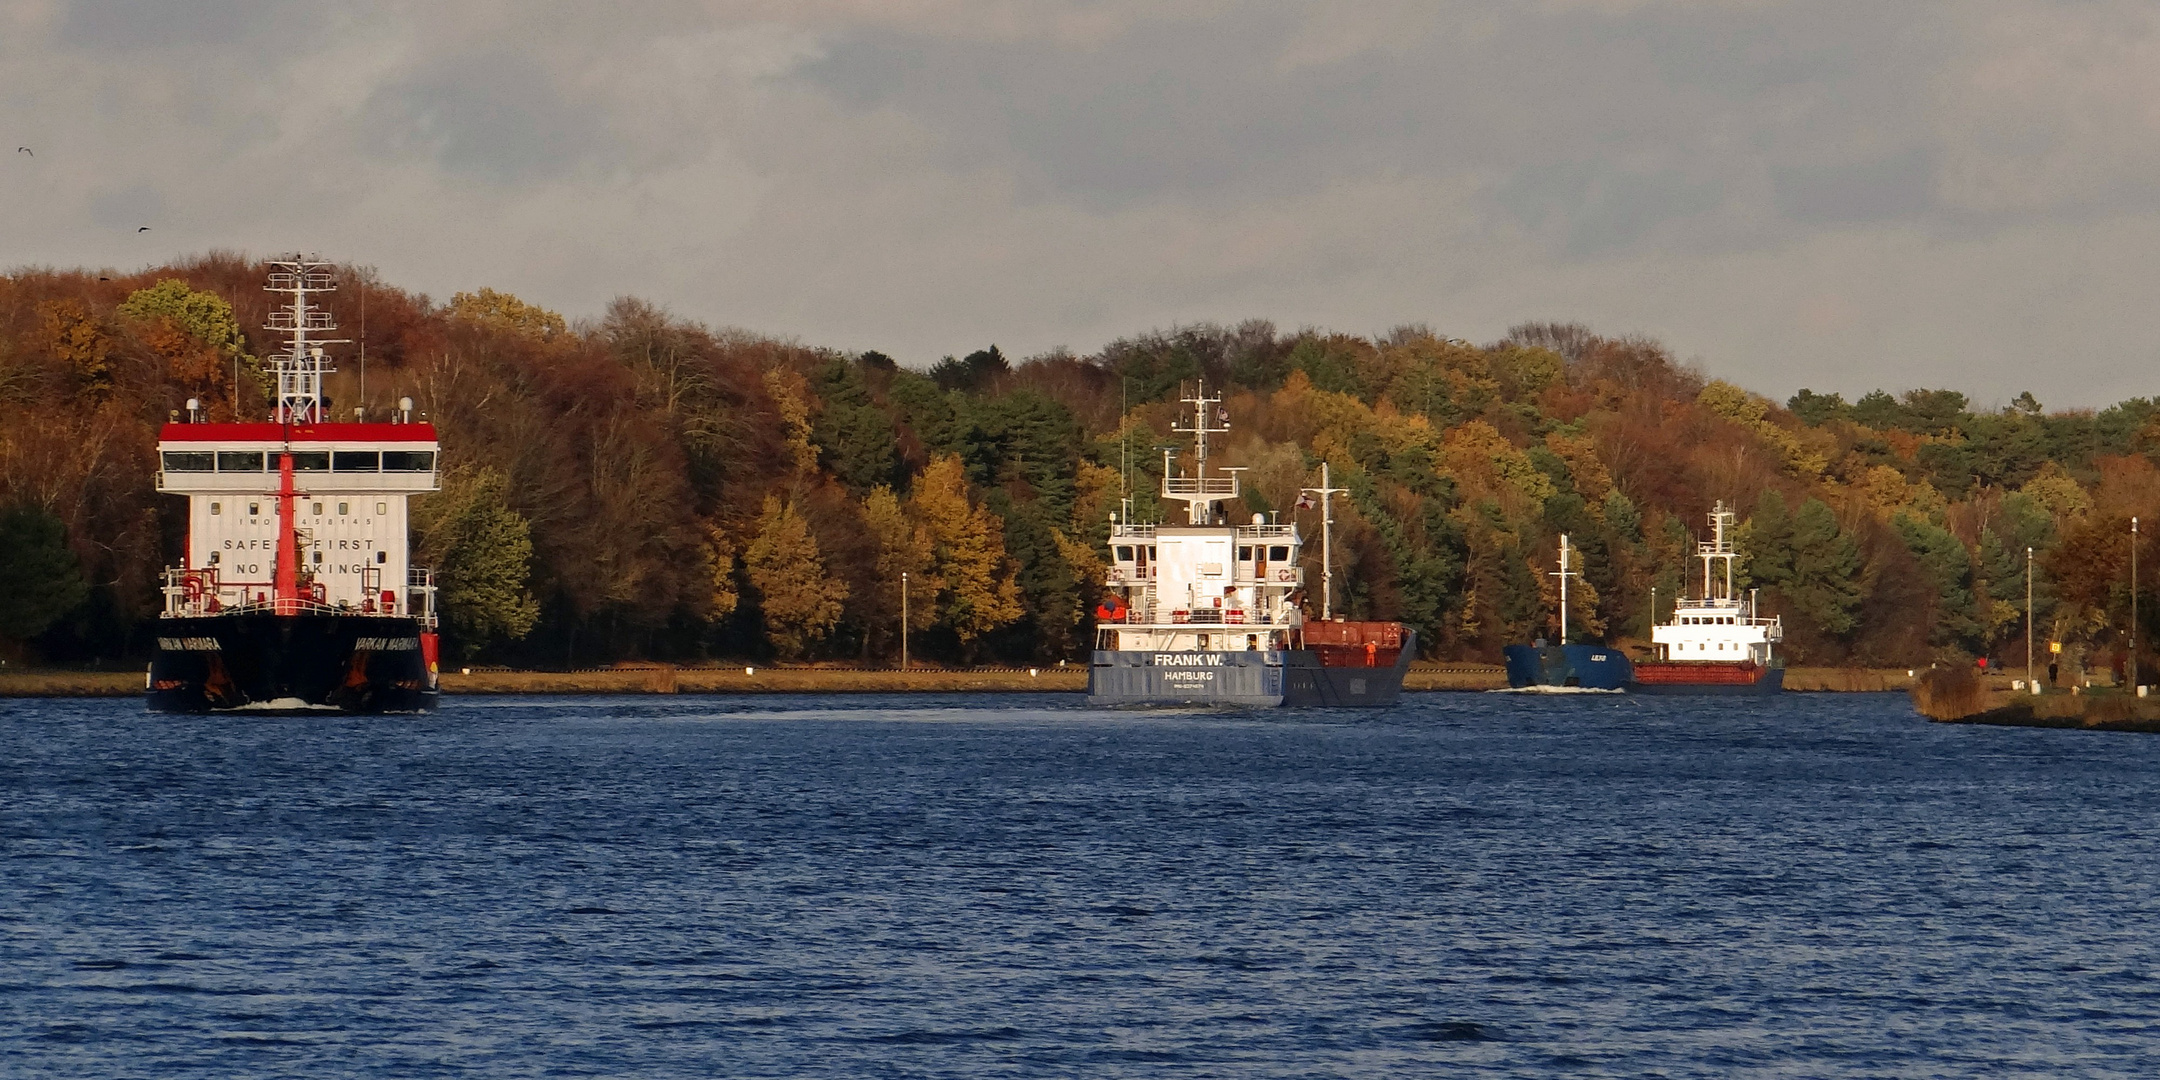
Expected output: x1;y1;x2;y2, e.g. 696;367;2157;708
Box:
147;256;441;713
1503;534;1633;690
1631;501;1784;695
1086;385;1412;707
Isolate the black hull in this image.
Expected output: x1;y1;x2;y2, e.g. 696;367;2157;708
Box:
148;612;438;714
1087;633;1415;708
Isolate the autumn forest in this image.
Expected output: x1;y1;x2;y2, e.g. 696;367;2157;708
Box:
4;254;2158;679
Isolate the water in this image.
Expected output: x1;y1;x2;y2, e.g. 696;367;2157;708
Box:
5;692;2159;1077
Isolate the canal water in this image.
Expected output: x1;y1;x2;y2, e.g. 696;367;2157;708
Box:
4;692;2157;1076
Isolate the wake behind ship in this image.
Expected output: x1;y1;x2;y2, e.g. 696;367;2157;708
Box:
1087;385;1412;707
148;257;440;713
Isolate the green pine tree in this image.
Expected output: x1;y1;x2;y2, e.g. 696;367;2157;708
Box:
0;504;89;646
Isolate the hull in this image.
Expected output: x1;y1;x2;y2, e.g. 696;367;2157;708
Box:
1628;661;1784;696
1088;631;1415;708
148;612;439;713
1503;643;1634;690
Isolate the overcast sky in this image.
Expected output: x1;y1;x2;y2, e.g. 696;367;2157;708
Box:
5;0;2159;406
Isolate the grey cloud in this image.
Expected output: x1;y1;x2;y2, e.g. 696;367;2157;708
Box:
1773;149;1936;225
59;0;319;50
10;1;2160;406
363;52;624;185
795;2;1951;255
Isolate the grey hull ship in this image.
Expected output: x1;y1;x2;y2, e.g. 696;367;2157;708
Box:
1086;385;1412;708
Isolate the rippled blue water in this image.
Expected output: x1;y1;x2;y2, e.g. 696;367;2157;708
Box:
5;692;2160;1077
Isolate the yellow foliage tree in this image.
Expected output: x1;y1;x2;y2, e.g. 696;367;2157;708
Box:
447;288;567;339
763;368;819;474
37;299;112;399
1443;420;1556;506
863;485;937;653
1698;380;1828;479
909;455;1022;645
744;495;847;658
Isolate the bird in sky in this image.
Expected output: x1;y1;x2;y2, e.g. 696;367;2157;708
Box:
14;146;29;156
137;226;150;232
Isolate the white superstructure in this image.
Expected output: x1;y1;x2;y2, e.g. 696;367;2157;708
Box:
154;256;440;619
1650;501;1781;665
1098;384;1305;653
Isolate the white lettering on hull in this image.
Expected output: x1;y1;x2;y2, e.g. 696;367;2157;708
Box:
1152;653;1223;666
157;636;222;651
353;637;420;651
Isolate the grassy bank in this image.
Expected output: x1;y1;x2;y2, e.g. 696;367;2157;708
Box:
1913;666;2160;732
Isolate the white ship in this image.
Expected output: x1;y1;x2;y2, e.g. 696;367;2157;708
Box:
1634;501;1785;694
1087;385;1411;707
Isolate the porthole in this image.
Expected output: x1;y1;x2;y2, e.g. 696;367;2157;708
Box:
312;501;323;516
375;551;387;564
376;502;387;515
248;502;260;516
210;502;222;516
337;501;349;516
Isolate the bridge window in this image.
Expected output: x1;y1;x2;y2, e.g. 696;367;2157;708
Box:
1269;546;1289;561
1115;546;1134;561
162;451;214;472
334;451;379;472
1238;546;1253;561
291;451;330;471
217;451;265;472
382;451;435;472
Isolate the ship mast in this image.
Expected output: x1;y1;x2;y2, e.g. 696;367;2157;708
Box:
262;255;348;614
1699;501;1738;604
1162;382;1236;525
1551;534;1577;645
264;255;349;426
1302;463;1347;620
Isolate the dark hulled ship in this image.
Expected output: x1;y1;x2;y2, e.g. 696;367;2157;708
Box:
1086;385;1413;707
148;257;440;713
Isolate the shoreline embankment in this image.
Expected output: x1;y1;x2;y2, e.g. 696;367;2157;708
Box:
1913;666;2160;733
2;664;1918;698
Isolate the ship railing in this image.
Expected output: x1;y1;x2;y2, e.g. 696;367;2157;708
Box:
1110;525;1158;539
1234;524;1297;539
1163;477;1239;497
408;567;438;631
159;565;432;621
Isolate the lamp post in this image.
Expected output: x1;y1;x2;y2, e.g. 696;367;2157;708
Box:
2026;546;2034;692
901;570;909;671
2133;518;2140;694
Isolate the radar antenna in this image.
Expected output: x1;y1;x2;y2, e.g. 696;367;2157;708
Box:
263;255;350;426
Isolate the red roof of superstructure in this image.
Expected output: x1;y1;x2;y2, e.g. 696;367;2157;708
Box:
158;422;439;442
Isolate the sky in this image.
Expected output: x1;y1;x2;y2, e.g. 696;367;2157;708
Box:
5;0;2159;407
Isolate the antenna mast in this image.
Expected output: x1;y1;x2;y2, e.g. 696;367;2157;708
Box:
1302;462;1348;620
1162;381;1236;525
1551;534;1577;645
1699;501;1738;604
264;255;349;426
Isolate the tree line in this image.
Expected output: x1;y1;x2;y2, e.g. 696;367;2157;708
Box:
3;254;2158;680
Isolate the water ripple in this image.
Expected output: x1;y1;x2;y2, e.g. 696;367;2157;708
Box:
5;692;2160;1076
